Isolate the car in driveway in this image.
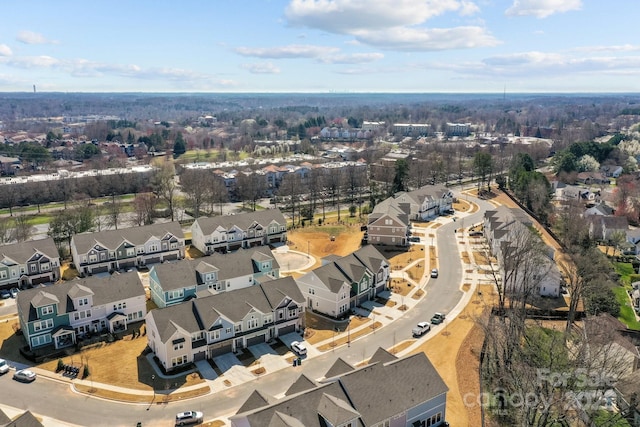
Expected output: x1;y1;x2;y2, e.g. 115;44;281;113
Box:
408;236;421;243
13;369;36;383
430;268;439;278
291;341;307;356
175;410;203;426
430;312;446;325
9;288;19;298
412;321;431;337
0;358;9;375
0;289;10;299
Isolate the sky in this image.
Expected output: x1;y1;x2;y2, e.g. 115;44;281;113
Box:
0;0;639;93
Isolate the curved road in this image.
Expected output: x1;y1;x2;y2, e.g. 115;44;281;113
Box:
1;192;494;427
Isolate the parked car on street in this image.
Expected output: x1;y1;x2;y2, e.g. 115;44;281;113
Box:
408;236;421;243
13;369;36;383
0;358;9;375
175;410;203;426
291;341;307;356
430;268;439;278
412;321;431;337
9;288;19;298
430;312;446;325
0;289;10;299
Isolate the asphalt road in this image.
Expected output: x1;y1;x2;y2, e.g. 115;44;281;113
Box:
0;191;494;427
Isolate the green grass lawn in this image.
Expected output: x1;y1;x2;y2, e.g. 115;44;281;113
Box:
612;286;640;330
612;263;640;330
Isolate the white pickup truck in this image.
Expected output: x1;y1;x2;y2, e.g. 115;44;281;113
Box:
412;321;431;337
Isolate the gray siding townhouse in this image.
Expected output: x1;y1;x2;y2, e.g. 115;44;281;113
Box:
16;272;146;351
0;237;60;290
70;222;185;276
190;209;287;255
366;184;453;246
230;350;449;427
296;245;390;318
145;276;304;371
149;246;280;308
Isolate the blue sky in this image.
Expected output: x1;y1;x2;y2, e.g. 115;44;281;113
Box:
0;0;638;93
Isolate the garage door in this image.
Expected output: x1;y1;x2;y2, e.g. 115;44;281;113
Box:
31;276;51;285
247;334;266;346
194;351;206;361
278;324;296;335
90;266;109;274
145;257;161;265
164;253;178;261
209;342;232;357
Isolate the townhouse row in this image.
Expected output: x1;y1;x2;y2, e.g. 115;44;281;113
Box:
1;209;287;290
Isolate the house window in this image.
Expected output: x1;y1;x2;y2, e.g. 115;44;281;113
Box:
171;355;187;367
112;302;127;311
0;271;6;279
226;327;231;334
136;247;144;254
73;310;91;321
149;244;159;252
126;248;135;256
78;298;88;307
309;288;315;295
34;318;53;331
192;331;205;341
41;263;50;271
278;310;284;319
288;308;297;317
264;315;273;324
41;305;54;315
89;255;97;263
234;324;242;333
31;264;38;272
31;334;52;347
168;290;184;300
210;330;221;340
174;343;184;351
170;242;178;249
247;317;259;329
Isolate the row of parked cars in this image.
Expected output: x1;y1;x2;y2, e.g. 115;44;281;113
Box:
0;287;19;299
0;357;37;382
412;312;447;337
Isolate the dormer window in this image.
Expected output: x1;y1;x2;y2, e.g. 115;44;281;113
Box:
41;305;54;315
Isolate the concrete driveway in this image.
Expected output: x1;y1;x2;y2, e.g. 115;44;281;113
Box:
212;352;242;373
247;342;276;359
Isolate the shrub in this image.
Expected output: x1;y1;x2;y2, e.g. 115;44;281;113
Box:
57;359;64;372
83;365;90;379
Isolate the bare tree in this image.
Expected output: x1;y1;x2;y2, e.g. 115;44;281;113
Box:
151;162;178;221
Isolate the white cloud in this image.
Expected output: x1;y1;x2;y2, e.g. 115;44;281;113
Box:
5;55;60;68
284;0;491;51
16;30;58;45
354;26;499;51
319;52;384;64
235;44;339;58
0;44;12;56
242;62;281;74
285;0;466;32
505;0;582;18
573;44;640;53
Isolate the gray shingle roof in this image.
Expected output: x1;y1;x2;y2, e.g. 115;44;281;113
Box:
0;237;59;265
232;351;447;427
323;357;354;379
237;390;274;414
338;353;448;426
71;221;184;253
194;209;286;235
149;277;305;341
17;272;144;323
152;246;278;291
284;374;316;396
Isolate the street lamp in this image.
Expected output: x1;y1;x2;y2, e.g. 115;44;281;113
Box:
307;240;310;259
151;374;155;401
